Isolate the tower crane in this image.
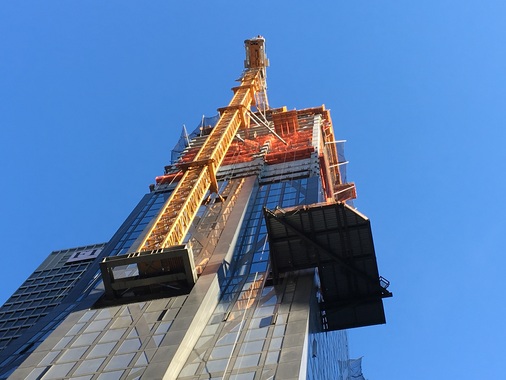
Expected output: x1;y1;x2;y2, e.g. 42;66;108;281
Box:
139;36;268;252
100;36;270;296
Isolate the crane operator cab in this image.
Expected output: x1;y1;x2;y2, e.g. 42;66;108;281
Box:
244;35;269;70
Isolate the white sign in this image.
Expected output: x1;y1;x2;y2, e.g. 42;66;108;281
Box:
66;248;103;263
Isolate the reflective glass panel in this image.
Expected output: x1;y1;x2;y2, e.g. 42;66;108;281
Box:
233;353;260;369
104;353;135;371
41;362;74;378
73;357;105;376
116;338;141;354
71;332;100;347
56;347;87;363
87;342;116;359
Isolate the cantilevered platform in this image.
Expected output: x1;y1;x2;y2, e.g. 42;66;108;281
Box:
264;202;392;331
99;245;197;300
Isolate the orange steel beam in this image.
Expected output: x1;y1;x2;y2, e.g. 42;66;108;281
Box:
138;69;262;252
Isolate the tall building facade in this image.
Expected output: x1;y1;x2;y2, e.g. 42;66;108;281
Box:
0;37;390;379
0;244;106;354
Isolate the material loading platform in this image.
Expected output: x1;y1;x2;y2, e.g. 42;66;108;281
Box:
99;245;197;300
264;201;392;331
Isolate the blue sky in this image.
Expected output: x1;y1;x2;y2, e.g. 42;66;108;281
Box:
1;1;505;378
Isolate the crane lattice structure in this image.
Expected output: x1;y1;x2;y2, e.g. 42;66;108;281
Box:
100;37;272;297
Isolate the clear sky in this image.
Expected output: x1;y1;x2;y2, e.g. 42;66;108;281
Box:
1;1;505;379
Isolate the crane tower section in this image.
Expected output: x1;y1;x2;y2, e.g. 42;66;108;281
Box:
244;36;269;112
138;36;270;252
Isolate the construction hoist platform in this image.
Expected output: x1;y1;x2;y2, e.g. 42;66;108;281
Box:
100;37;270;299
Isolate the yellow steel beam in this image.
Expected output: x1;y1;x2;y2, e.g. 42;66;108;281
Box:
139;69;262;252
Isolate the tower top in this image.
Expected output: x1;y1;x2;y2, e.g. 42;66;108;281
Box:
244;35;269;70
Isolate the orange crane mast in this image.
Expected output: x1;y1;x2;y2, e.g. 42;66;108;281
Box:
100;37;270;298
138;37;268;252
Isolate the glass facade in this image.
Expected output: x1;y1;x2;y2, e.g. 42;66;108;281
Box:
178;177;320;379
7;168;344;379
0;191;173;378
20;301;179;379
2;108;366;379
0;244;106;353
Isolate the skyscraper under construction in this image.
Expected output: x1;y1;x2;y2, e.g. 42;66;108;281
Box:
0;37;391;380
